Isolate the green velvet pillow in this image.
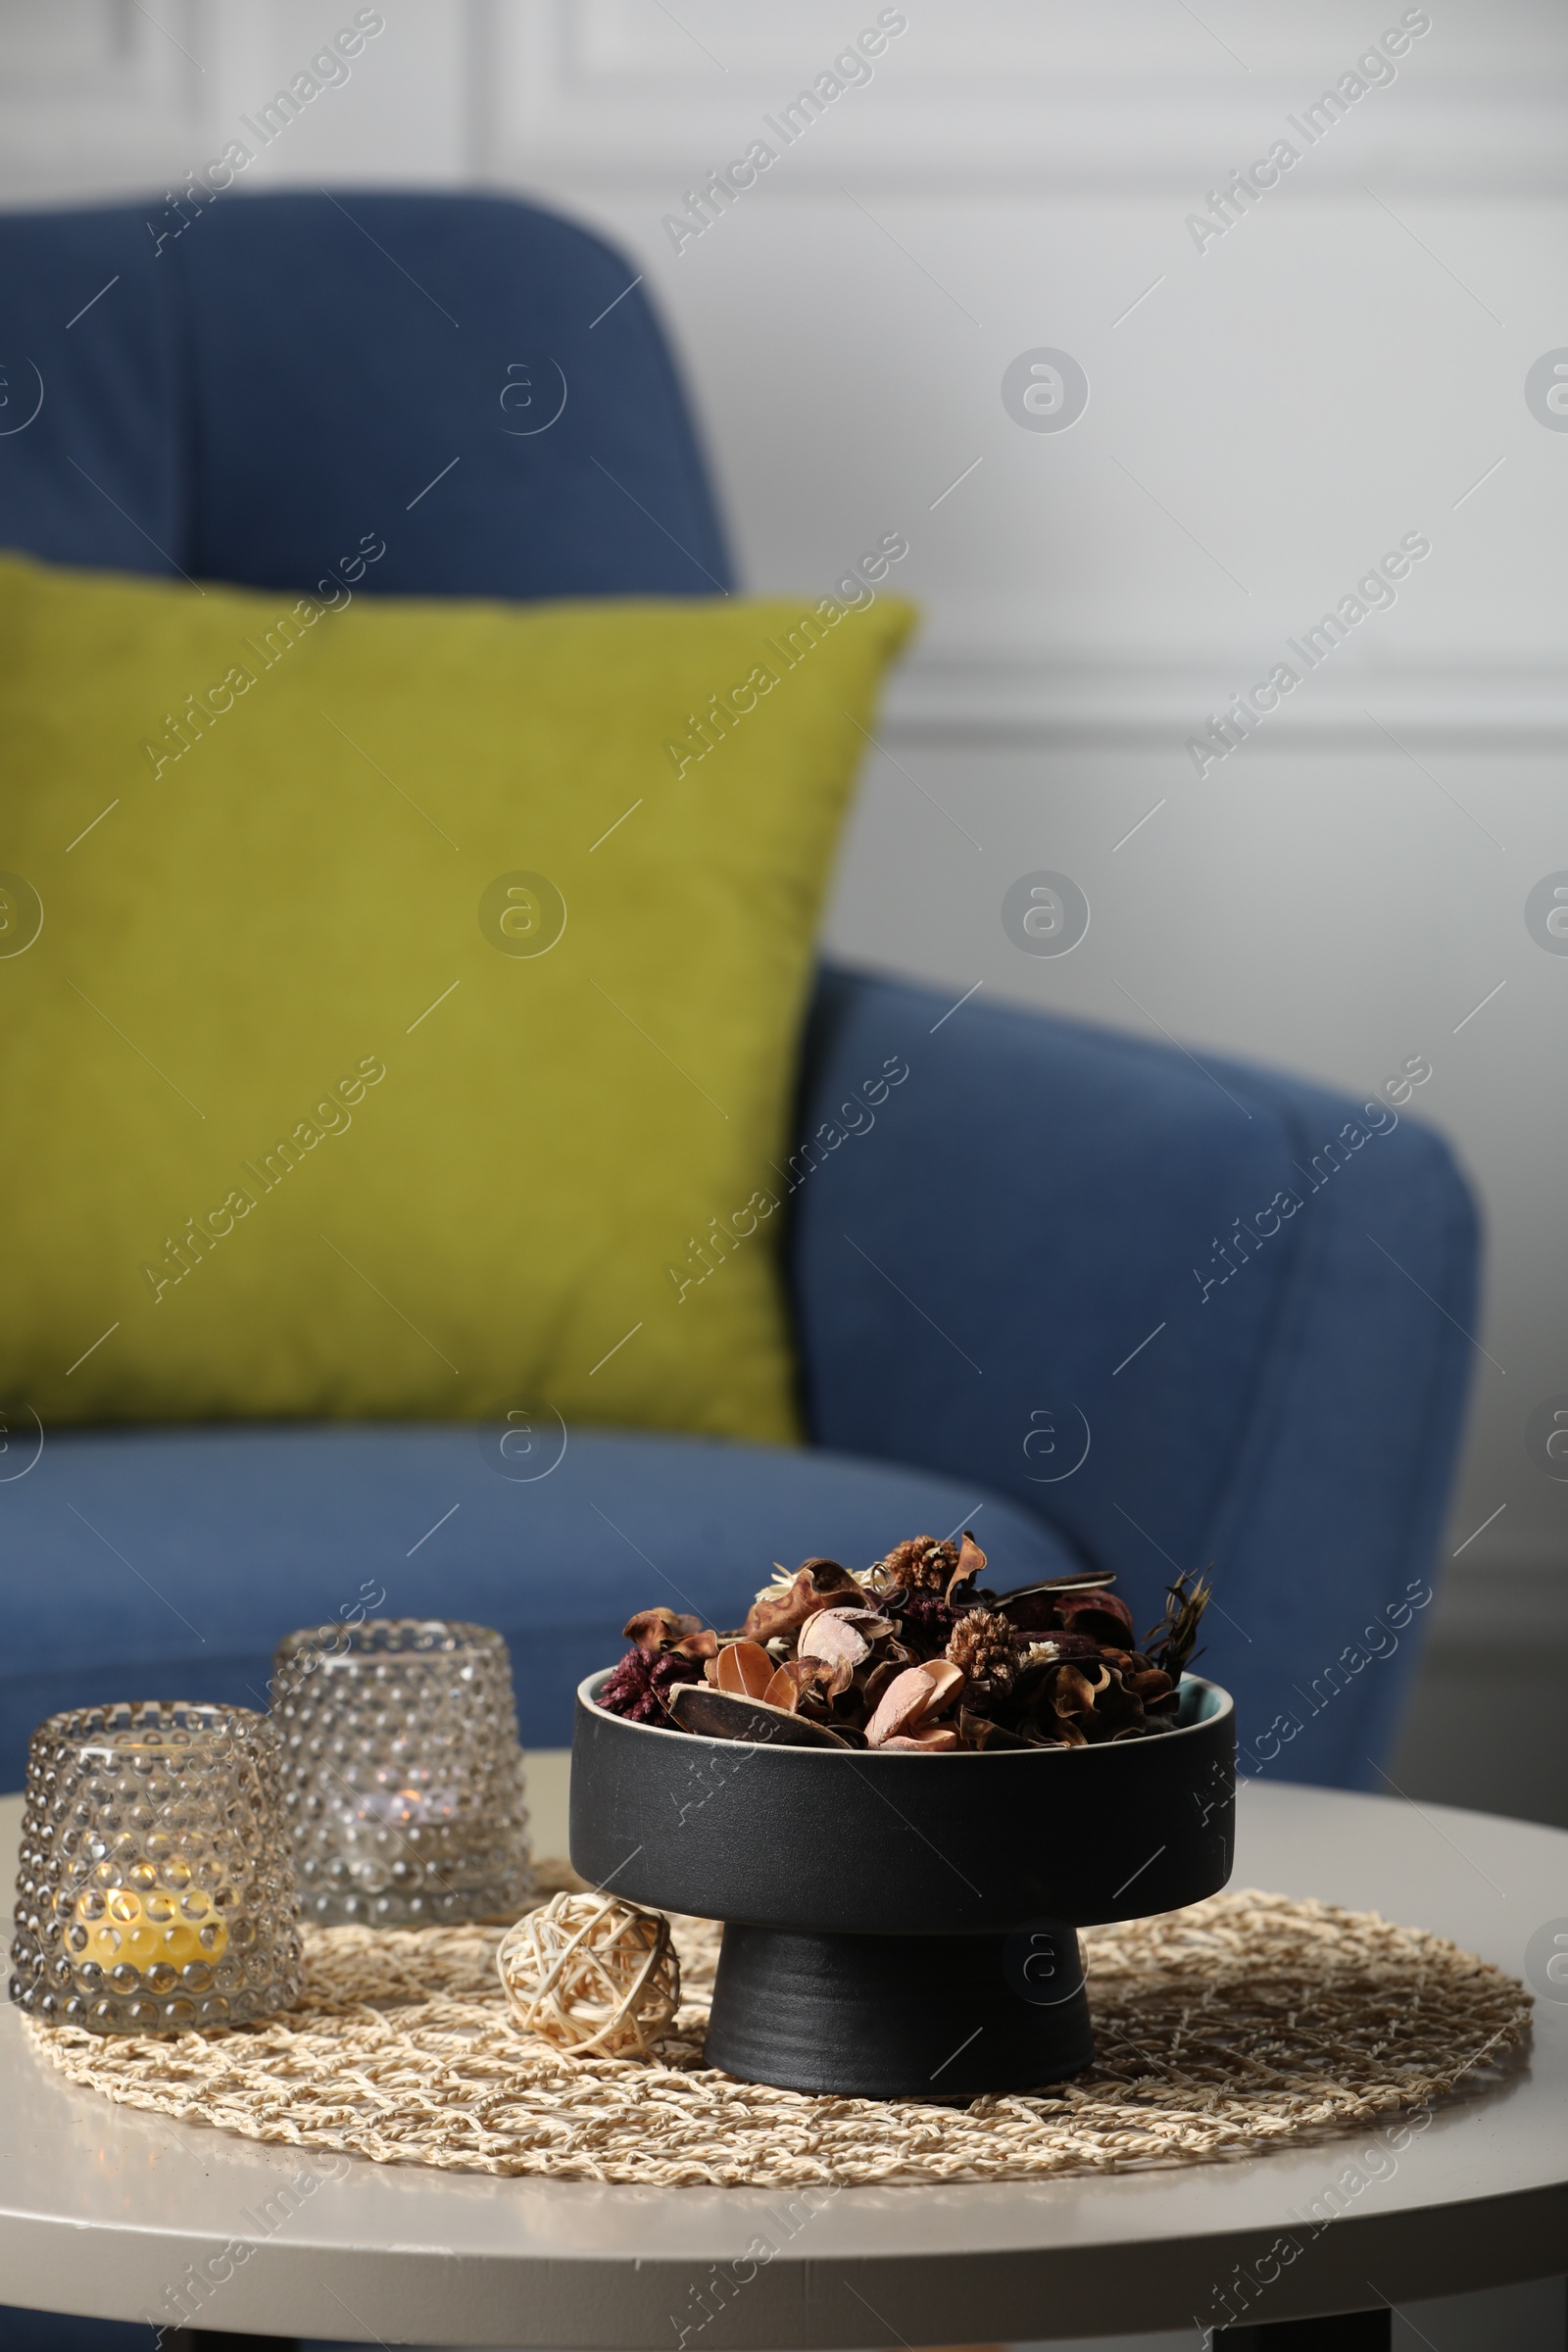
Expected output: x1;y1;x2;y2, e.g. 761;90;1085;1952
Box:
0;551;913;1443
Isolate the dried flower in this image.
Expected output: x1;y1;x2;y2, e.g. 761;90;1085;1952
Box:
874;1535;960;1593
598;1645;705;1725
945;1608;1022;1699
888;1590;961;1656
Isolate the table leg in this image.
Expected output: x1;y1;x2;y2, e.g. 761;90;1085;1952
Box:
1214;2310;1391;2346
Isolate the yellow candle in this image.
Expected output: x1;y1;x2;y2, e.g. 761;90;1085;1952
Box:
74;1886;228;1972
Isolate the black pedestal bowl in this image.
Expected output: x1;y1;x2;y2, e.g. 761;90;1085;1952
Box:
570;1670;1234;2098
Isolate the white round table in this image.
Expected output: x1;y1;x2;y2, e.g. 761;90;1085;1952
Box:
2;1776;1564;2346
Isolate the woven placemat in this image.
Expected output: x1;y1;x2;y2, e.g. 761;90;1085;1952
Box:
23;1881;1530;2187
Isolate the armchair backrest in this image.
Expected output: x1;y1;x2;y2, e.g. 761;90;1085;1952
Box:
0;190;731;601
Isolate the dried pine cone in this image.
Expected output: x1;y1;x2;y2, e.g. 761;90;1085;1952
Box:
598;1645;704;1725
946;1608;1021;1698
877;1535;960;1592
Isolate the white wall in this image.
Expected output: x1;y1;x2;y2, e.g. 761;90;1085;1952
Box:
2;0;1564;1809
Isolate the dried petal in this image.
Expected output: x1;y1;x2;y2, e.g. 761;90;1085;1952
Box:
761;1664;802;1712
1054;1661;1110;1715
945;1529;988;1601
712;1640;776;1698
957;1707;1028;1750
879;1725;961;1752
857;1656;906;1717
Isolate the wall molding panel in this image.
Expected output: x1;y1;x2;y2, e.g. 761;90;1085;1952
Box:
489;0;1568;194
0;0;1562;1658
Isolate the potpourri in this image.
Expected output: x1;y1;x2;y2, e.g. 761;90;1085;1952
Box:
596;1534;1210;1751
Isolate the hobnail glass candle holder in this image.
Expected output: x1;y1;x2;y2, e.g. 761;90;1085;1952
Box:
271;1619;532;1927
9;1700;304;2034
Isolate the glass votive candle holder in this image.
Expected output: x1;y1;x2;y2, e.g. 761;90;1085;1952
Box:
9;1700;304;2034
270;1618;532;1927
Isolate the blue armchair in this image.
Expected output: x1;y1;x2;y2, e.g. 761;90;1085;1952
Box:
0;190;1478;1804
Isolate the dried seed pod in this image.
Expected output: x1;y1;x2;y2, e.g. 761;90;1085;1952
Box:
664;1684;849;1747
996;1569;1119;1601
816;1605;895;1640
741;1560;861;1642
798;1610;872;1698
623;1607;716;1661
994;1569;1117;1635
915;1658;965;1717
863;1665;936;1745
1053;1589;1137;1648
864;1659;966;1746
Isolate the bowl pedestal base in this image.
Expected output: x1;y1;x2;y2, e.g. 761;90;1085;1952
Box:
703;1920;1095;2099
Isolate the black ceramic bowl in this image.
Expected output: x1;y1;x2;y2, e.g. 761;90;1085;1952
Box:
570;1670;1234;2097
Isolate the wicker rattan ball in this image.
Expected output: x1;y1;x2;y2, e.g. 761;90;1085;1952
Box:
496;1891;679;2057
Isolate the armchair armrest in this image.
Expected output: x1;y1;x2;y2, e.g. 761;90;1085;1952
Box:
789;965;1479;1788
